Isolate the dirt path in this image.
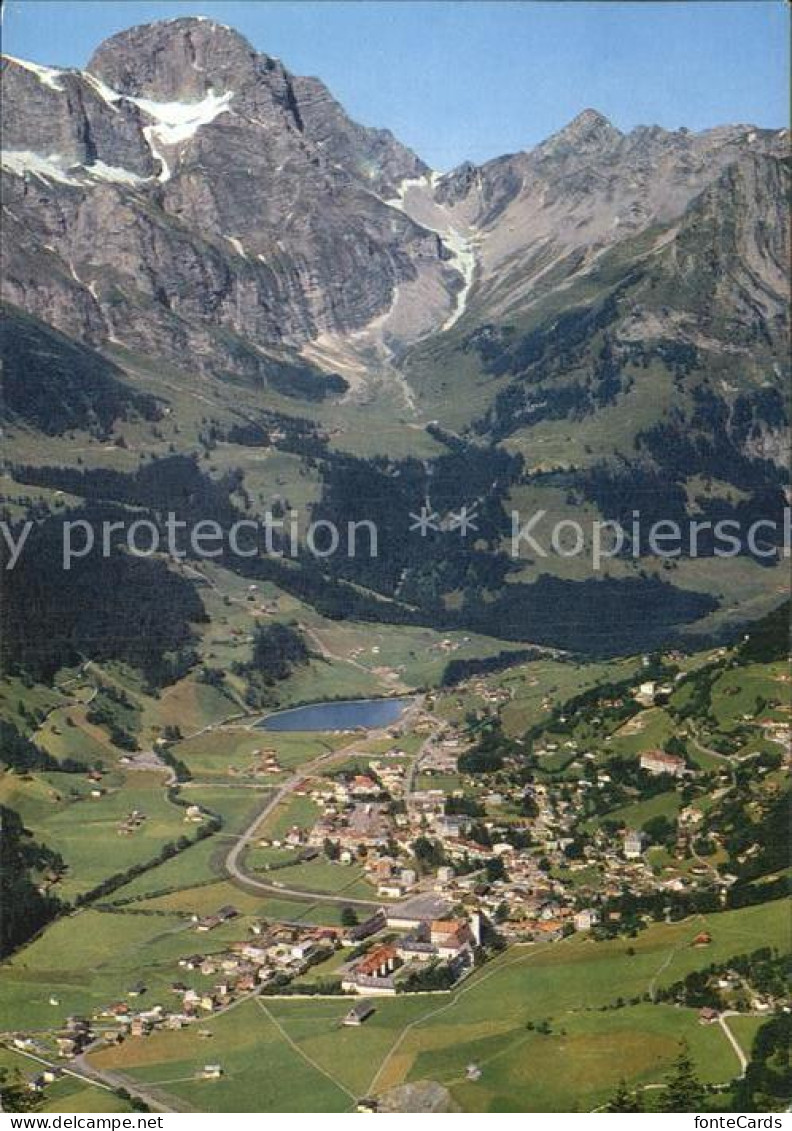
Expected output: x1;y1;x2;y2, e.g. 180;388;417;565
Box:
719;1012;748;1076
366;936;573;1096
256;998;358;1105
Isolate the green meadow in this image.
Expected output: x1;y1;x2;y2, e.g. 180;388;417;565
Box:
72;901;790;1112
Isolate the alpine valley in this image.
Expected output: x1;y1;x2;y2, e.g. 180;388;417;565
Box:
0;17;789;1116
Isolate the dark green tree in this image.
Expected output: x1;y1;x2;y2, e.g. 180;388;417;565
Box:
606;1078;644;1112
0;1068;43;1112
660;1042;705;1112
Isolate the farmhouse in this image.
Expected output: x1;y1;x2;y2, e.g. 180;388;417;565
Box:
640;750;686;777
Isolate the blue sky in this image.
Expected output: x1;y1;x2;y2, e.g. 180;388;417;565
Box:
2;1;788;169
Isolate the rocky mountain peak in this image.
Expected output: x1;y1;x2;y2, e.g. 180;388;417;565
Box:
536;108;622;156
84;18;425;194
86;17;265;101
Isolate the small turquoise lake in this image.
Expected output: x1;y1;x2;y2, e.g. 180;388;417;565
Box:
256;697;413;732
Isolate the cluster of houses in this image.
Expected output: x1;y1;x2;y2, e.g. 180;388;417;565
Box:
42;922;345;1049
243;704;735;952
227;748;282;779
117;808;146;836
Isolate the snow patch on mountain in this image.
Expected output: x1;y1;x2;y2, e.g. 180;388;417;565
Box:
128;89;234;183
385;174;478;331
1;150;147;187
3;55;65;91
441;226;477;330
130;89;234;145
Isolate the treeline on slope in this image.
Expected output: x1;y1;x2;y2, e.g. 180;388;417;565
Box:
309;445;719;654
460;574;718;656
75;806;221;908
209;327;348;402
736;600;790;664
466;283;640;441
440;647;547;686
244;545;720;658
657;946;788;1010
312;443;520;596
733;1013;792;1111
608;1021;792;1112
0;805;63;957
636;383;788;489
230;622;310;708
708;784;790;885
0;719;87;773
1;304;161;436
11;454;241;525
0;505;206;685
5;453;726;661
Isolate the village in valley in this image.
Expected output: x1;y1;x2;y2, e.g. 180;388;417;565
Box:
1;601;789;1112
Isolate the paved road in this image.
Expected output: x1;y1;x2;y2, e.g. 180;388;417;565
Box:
73;1049;192;1113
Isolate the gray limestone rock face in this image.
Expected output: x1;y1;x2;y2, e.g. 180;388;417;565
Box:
1;17;454;381
1;16;788;405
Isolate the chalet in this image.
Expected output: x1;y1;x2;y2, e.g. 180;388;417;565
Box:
635;681;657;706
640;750;686;778
698;1007;719;1025
378;881;408;898
534;919;564;941
343;1000;375;1026
196;916;221;932
434;815;468;839
430;919;473;958
354;945;399;978
350;774;379;795
342;945;401;995
396;931;437;962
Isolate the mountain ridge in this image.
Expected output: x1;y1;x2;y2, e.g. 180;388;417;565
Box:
1;15;788;656
2;15;786;381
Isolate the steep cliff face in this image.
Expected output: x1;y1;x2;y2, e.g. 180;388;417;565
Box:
1;16;788;421
1;18;456;387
